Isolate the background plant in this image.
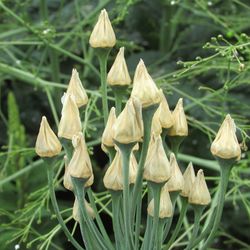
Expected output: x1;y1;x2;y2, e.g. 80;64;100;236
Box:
0;0;250;249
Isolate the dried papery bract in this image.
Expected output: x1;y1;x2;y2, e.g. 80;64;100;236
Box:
131;59;161;108
102;107;116;148
107;47;131;86
180;162;196;198
158;89;174;129
189;169;211;205
151;110;162;136
35;116;62;157
144;135;171;183
166;153;184;192
68;133;93;183
210;114;241;160
64;155;93;190
58;94;82;140
103;149;138;191
73;197;95;221
89;9;116;48
113;98;143;144
65;69;88;108
147;185;173;218
168;98;188;137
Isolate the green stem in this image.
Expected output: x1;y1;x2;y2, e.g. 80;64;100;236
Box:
185;205;204;250
164;197;188;250
111;191;123;250
142;216;153;250
200;161;232;250
97;48;111;124
112;86;127;116
156;219;166;250
46;165;84;250
132;105;158;249
71;177;107;250
148;182;163;250
117;142;135;249
163;191;179;241
170;136;185;157
87;189;114;249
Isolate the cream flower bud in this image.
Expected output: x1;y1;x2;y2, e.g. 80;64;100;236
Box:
103;149;137;191
158;89;174;129
210;114;241;159
102;107;116;147
131;59;161;108
166;153;184;192
188;169;211;205
73;197;95;221
168;98;188;136
35;116;62;157
180;162;196;197
107;47;131;86
113;98;143;144
66;69;88;108
68;133;93;181
89;9;116;48
58;94;82;140
64;155;93;190
144;135;171;183
147;185;173;218
151;110;162;136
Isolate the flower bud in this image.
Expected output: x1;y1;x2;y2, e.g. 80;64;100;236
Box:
158;89;174;129
89;9;116;48
64;155;93;190
210;114;241;159
35;116;62;157
66;69;88;108
68;133;93;182
168;98;188;136
131;59;161;108
151;110;162;136
113;98;143;144
107;47;131;86
147;185;173;218
144;135;171;183
102;107;116;147
103;149;137;191
166;153;184;192
188;169;211;205
180;162;196;197
73;197;95;221
58;94;82;140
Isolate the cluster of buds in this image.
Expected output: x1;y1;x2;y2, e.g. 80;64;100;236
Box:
35;8;242;250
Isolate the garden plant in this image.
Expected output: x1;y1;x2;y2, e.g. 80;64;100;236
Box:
0;1;249;250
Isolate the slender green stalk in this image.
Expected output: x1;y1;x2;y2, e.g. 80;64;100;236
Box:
71;177;107;250
114;90;122;115
169;136;185;157
147;181;163;250
46;164;84;250
164;197;188;250
200;161;233;250
185;205;204;250
111;191;123;250
96;49;111;124
132;104;158;248
156;218;166;250
142;216;153;250
117;142;135;249
163;191;180;241
87;189;114;249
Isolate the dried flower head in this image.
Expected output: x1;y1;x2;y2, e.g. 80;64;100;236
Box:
89;9;116;48
188;169;211;205
168;98;188;136
35;116;62;157
107;47;131;86
131;59;161;108
211;114;241;159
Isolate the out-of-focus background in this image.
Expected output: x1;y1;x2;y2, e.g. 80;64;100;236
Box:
0;0;250;249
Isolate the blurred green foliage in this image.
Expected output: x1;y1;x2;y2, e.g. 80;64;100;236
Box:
0;0;250;249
